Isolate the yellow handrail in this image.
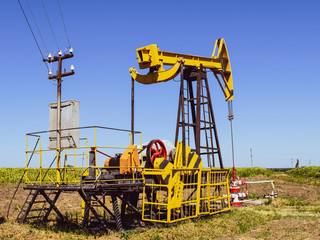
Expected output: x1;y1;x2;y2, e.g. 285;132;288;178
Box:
24;126;143;185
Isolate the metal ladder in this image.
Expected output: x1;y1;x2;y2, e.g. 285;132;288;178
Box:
16;189;63;223
175;67;223;168
199;77;215;168
16;189;40;222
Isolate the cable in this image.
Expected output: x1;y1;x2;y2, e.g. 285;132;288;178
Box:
228;101;235;168
57;0;71;48
41;0;60;51
230;117;235;168
25;0;49;54
17;0;48;70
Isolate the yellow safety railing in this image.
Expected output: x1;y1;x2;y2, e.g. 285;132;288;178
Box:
199;169;231;215
24;126;143;185
142;168;230;223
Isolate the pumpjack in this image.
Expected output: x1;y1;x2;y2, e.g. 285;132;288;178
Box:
13;38;234;232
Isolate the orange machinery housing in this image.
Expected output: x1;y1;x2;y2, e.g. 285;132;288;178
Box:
104;145;141;174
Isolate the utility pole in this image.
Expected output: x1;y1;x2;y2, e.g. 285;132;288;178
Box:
250;148;253;167
43;52;74;184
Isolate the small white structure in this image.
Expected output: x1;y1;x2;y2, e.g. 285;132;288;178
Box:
49;100;79;149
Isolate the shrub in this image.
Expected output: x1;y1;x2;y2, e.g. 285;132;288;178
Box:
284;197;306;207
286;167;320;178
228;167;274;178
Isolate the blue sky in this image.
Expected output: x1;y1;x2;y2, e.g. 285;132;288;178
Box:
0;0;319;168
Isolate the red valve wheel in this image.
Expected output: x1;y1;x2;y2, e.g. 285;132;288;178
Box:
146;139;167;167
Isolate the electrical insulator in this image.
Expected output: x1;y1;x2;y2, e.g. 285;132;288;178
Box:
69;47;73;53
48;69;52;75
71;65;74;71
58;50;62;56
48;53;52;59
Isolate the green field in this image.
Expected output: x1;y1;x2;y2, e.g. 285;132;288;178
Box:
1;167;320;239
2;166;320;184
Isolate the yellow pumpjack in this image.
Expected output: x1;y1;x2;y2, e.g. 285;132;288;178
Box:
129;39;234;223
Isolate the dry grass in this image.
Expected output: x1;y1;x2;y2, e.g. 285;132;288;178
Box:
1;170;320;239
218;218;320;240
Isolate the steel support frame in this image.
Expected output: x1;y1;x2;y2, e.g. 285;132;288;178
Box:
78;190;110;232
78;189;141;232
175;66;223;168
16;189;40;223
39;189;64;222
17;188;64;223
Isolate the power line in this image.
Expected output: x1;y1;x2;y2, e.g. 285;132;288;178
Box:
17;0;48;70
41;0;60;51
57;0;71;48
25;0;49;54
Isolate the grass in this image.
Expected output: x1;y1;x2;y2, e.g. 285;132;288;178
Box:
0;198;319;239
2;166;319;185
125;208;285;240
276;167;320;186
265;198;273;205
124;211;318;239
228;166;320;181
0;167;85;184
228;167;274;178
246;193;260;199
287;166;320;178
1;167;320;239
0;168;25;184
1;167;276;185
283;197;308;207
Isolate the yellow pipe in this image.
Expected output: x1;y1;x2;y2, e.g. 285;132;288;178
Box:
25;135;28;168
196;169;201;216
94;128;96;174
39;137;42;185
94;127;97;177
85;139;88;168
56;149;60;185
140;132;143;165
25;135;28;182
74;147;76;178
131;151;134;182
167;170;172;222
142;180;146;219
129;133;133;145
25;145;139;154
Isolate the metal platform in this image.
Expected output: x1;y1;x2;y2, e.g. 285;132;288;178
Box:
14;126;230;233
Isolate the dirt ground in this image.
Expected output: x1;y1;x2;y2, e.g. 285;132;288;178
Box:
0;175;320;239
244;174;320;204
0;184;81;220
223;175;320;240
217;218;320;240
